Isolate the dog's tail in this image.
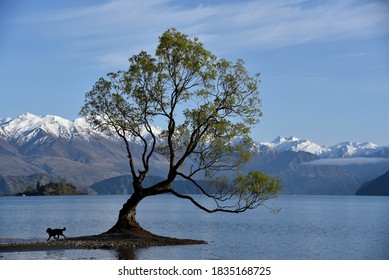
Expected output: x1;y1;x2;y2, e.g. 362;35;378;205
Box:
63;227;66;231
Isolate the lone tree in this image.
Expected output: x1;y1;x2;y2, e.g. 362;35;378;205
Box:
80;29;282;235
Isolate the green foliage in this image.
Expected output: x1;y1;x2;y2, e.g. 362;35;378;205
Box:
208;171;282;212
23;186;36;195
80;28;282;213
21;181;85;196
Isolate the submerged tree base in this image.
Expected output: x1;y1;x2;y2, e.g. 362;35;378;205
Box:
0;231;206;254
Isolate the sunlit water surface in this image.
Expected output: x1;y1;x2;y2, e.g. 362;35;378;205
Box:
0;195;388;259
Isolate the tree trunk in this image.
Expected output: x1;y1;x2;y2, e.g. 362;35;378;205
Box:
103;192;148;235
103;179;172;236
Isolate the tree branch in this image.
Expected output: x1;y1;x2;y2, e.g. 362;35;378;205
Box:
166;189;250;213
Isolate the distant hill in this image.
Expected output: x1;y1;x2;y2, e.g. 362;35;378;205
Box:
247;151;363;195
91;175;209;195
356;171;389;196
0;174;57;196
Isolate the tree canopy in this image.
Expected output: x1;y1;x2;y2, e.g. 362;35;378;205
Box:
80;29;282;232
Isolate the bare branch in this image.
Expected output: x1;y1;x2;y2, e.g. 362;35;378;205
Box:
166;189;249;214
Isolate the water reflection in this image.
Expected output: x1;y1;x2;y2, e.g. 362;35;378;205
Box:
114;247;138;260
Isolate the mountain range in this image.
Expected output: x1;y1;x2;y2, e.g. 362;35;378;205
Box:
1;113;388;196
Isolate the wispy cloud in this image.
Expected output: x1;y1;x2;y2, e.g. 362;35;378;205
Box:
21;0;389;68
306;157;389;166
201;0;389;48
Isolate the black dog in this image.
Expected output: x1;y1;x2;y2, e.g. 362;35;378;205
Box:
46;227;66;241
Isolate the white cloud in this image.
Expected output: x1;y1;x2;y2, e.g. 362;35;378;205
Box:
201;0;389;48
22;0;389;67
306;157;389;166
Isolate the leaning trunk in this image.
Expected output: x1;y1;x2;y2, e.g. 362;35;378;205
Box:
103;179;172;235
104;192;147;234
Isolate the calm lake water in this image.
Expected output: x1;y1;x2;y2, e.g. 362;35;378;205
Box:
0;195;388;260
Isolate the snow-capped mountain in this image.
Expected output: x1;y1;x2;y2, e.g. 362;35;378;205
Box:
0;112;164;147
1;113;82;144
1;113;387;158
0;113;169;195
328;141;382;158
0;112;107;144
1;113;389;196
257;136;389;159
258;136;331;156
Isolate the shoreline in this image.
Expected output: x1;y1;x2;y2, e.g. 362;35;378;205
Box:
0;233;207;253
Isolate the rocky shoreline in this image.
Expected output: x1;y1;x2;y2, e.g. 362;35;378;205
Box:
0;232;206;253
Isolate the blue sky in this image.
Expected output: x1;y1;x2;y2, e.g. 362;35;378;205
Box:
1;0;388;145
